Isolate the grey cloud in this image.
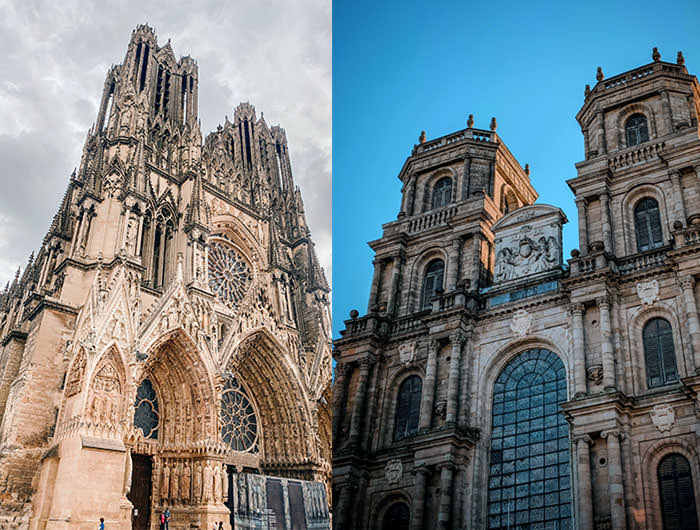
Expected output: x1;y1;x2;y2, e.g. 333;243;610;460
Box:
0;0;331;286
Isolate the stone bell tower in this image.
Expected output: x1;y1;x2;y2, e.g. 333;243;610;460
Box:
333;119;538;529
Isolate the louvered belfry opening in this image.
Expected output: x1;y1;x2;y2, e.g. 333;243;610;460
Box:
634;197;664;252
643;318;678;388
393;375;422;441
432;177;453;209
625;113;650;147
658;453;699;530
421;259;444;310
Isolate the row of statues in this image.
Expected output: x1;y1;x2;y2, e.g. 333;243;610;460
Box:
157;459;228;505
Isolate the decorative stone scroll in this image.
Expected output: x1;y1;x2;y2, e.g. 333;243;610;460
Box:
491;204;567;284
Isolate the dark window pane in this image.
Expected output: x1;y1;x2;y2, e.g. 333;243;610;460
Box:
394;375;422;440
487;350;572;529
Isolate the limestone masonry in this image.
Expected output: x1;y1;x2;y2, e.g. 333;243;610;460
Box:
333;49;700;529
0;25;331;530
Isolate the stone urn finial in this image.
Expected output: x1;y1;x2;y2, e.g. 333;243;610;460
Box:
490;117;497;131
467;114;474;128
584;84;591;97
596;67;604;82
652;47;661;62
419;130;426;144
677;51;685;65
524;163;530;176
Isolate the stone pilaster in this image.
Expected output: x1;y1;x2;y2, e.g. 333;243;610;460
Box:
446;238;462;292
418;340;439;431
367;259;384;312
386;253;404;315
412;466;430;530
333;482;355;529
445;332;465;425
574;435;593;530
602;430;626;529
597;296;616;390
348;356;375;446
678;274;700;372
332;362;349;446
670;170;687;227
600;193;613;253
436;463;454;530
569;304;587;396
575;198;589;255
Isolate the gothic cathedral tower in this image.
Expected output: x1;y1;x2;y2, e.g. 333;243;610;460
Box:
0;25;331;530
334;50;700;530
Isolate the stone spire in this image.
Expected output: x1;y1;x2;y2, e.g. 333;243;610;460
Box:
184;170;210;232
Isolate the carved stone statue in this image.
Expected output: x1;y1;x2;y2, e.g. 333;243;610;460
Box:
193;462;202;503
181;461;191;504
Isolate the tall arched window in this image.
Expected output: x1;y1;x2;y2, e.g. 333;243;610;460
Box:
658;453;699;529
421;259;444;310
432;177;452;209
382;503;410;530
626;113;649;147
134;378;159;439
488;349;571;530
643;318;678;388
394;375;422;441
634;198;664;252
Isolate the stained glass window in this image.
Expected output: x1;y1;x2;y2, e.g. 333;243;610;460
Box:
488;349;571;530
394;375;422;441
220;375;258;452
134;378;159;439
208;240;252;309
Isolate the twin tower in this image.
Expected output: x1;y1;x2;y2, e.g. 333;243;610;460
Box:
334;50;700;529
0;25;331;530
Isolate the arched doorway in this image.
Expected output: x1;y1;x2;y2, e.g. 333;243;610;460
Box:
382;502;410;530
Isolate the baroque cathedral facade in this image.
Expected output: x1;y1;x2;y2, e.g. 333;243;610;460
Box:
0;26;331;530
333;51;700;529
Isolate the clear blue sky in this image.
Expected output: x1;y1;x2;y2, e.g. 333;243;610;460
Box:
332;0;700;337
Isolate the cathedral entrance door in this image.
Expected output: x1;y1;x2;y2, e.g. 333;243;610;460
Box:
128;454;153;530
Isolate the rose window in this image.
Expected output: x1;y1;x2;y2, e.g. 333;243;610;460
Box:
208;240;252;309
220;376;258;452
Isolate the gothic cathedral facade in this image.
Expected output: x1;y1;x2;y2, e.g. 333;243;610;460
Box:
333;52;700;529
0;26;331;530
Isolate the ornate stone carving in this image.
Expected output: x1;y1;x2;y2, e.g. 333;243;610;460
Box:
650;403;675;432
492;204;566;283
398;342;415;365
510;309;533;337
636;279;659;305
384;459;403;485
587;364;603;385
434;400;447;420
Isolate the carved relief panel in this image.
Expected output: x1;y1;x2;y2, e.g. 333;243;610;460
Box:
492;204;567;284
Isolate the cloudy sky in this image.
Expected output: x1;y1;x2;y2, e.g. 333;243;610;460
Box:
0;0;331;288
